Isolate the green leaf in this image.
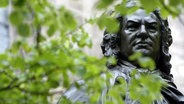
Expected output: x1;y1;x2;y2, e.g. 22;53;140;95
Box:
72;29;92;48
11;55;25;69
47;25;56;37
129;52;155;70
59;96;73;104
0;0;8;7
129;52;142;61
115;4;127;16
96;0;114;9
9;11;24;25
59;7;77;31
130;74;164;104
89;93;101;103
13;0;27;7
17;23;31;37
0;74;12;88
107;56;117;65
97;15;119;33
160;9;170;19
140;0;158;13
127;6;139;15
170;0;180;7
76;66;86;77
62;71;70;88
138;57;155;70
86;18;97;25
115;4;139;16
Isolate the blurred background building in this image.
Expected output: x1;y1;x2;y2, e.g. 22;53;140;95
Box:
0;7;9;53
0;0;183;95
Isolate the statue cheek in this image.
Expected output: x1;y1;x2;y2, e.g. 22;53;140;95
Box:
151;31;160;37
154;33;161;44
127;33;138;44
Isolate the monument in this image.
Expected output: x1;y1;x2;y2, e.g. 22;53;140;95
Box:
100;8;184;104
59;2;184;104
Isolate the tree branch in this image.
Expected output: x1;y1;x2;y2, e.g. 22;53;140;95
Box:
0;70;14;80
0;78;18;91
66;19;93;36
0;66;57;93
36;25;41;50
17;87;49;95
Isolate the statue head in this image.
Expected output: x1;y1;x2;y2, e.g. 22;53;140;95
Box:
101;8;173;75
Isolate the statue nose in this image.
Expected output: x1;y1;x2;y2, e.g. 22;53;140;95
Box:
138;25;148;38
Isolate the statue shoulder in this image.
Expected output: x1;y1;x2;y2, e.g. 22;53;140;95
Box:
59;80;89;103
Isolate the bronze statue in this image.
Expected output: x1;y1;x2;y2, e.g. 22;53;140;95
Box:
59;4;184;104
101;8;184;104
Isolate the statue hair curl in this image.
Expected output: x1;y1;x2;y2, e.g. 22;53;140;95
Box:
101;10;173;75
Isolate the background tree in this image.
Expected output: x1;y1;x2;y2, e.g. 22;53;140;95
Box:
0;0;184;103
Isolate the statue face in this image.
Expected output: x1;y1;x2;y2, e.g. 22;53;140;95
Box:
120;9;161;61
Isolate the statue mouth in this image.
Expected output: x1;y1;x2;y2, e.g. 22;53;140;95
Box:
133;41;152;49
136;44;151;49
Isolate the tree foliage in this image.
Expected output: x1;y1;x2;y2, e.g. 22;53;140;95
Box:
0;0;184;103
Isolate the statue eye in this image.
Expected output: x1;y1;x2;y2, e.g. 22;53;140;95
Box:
148;25;157;33
147;23;158;33
126;24;139;31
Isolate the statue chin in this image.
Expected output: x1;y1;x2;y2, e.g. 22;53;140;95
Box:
133;46;154;57
135;49;151;55
133;43;153;52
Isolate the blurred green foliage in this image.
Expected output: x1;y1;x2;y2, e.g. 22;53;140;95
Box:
0;0;183;103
